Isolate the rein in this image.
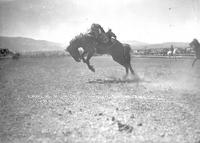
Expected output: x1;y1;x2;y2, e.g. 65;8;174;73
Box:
107;40;117;49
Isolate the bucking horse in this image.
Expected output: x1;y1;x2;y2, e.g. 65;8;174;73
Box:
66;33;135;78
189;38;200;67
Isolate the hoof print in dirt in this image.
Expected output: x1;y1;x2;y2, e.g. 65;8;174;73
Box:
94;113;103;116
160;133;165;138
195;140;200;143
130;114;135;119
112;117;115;121
68;110;72;114
63;131;72;137
117;121;133;133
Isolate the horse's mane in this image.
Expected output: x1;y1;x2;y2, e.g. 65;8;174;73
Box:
70;33;92;45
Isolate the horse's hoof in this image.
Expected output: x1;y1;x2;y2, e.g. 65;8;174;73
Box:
90;67;95;72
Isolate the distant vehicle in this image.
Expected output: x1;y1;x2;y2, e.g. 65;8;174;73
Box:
0;48;20;59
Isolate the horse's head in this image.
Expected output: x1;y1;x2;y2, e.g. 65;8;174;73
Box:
107;29;116;39
189;38;199;49
66;39;81;62
66;33;90;62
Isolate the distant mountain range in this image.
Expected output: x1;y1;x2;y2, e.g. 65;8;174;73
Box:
123;40;190;49
0;36;65;53
139;42;190;49
0;36;190;53
123;40;148;47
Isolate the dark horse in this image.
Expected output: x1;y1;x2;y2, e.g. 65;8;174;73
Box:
66;33;135;78
189;38;200;67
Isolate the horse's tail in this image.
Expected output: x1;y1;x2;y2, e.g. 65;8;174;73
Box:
129;47;134;55
123;44;132;62
124;43;132;53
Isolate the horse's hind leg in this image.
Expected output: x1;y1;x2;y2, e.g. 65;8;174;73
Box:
123;66;129;79
129;64;135;75
174;54;177;61
192;58;197;67
129;63;140;81
85;51;95;72
169;55;171;63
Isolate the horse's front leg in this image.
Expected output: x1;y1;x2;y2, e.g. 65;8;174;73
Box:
85;50;95;72
80;51;87;63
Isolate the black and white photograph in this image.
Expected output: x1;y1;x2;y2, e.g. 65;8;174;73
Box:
0;0;200;142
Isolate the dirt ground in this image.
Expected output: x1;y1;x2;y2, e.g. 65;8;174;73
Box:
0;56;200;143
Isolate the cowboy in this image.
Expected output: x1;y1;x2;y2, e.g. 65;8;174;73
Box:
170;45;174;53
88;23;108;43
89;23;105;38
106;29;117;42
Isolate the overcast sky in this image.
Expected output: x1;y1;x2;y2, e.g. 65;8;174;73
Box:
0;0;200;44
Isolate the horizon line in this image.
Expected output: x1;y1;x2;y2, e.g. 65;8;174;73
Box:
0;35;192;45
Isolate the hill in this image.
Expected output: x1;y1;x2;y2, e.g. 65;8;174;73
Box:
123;40;148;48
0;36;65;53
134;42;190;49
0;36;191;54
